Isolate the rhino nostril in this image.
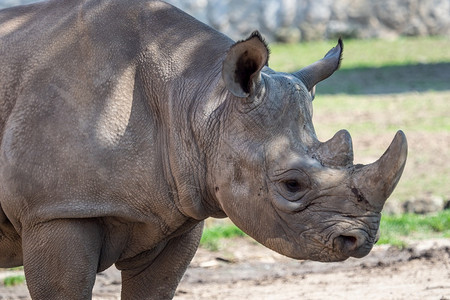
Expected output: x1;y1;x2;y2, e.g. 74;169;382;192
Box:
334;234;361;253
341;235;358;251
334;233;373;258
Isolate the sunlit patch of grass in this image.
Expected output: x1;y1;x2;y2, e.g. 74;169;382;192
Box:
200;224;246;251
3;275;25;287
377;210;450;247
270;37;450;72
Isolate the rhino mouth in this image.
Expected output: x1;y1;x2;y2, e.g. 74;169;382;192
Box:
307;233;374;262
286;216;380;262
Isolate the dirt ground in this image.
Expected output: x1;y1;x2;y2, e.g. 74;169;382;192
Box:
1;237;449;299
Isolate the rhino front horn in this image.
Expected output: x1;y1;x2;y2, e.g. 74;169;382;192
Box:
351;131;408;210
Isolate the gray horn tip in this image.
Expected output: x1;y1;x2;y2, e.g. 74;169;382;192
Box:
391;130;408;161
378;130;408;198
379;130;408;175
352;130;408;209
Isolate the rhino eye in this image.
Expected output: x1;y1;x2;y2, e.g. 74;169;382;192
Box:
271;169;310;201
284;180;301;193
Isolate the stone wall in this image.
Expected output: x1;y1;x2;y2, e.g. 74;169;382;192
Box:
2;0;450;42
167;0;450;42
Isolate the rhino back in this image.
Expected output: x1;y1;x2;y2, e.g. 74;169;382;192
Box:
0;0;230;227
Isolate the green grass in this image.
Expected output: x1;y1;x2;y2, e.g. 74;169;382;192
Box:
269;36;450;72
3;275;25;287
378;210;450;248
200;224;246;251
270;37;450;95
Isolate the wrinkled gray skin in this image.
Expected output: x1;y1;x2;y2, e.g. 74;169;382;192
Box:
0;0;407;299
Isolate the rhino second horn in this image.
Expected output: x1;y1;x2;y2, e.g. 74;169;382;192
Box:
352;130;408;210
293;38;343;92
316;129;354;167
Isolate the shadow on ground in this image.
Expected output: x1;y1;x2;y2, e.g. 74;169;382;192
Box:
318;62;450;95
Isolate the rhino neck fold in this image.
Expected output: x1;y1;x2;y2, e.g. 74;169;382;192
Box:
137;20;233;220
160;80;228;221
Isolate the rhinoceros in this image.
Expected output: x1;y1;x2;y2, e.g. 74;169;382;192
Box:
0;0;407;298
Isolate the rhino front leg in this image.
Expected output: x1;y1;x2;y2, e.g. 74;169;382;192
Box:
117;221;203;300
22;218;102;300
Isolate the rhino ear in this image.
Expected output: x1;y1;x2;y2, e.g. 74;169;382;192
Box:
293;38;343;96
222;31;269;98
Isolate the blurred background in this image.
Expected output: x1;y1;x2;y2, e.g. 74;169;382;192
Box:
164;0;450;43
2;0;449;42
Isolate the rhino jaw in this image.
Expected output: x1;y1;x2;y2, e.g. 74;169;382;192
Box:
351;130;408;210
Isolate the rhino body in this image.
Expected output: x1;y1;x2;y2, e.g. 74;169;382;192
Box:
0;0;407;299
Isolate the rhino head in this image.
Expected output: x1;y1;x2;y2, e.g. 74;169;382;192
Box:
209;32;407;262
